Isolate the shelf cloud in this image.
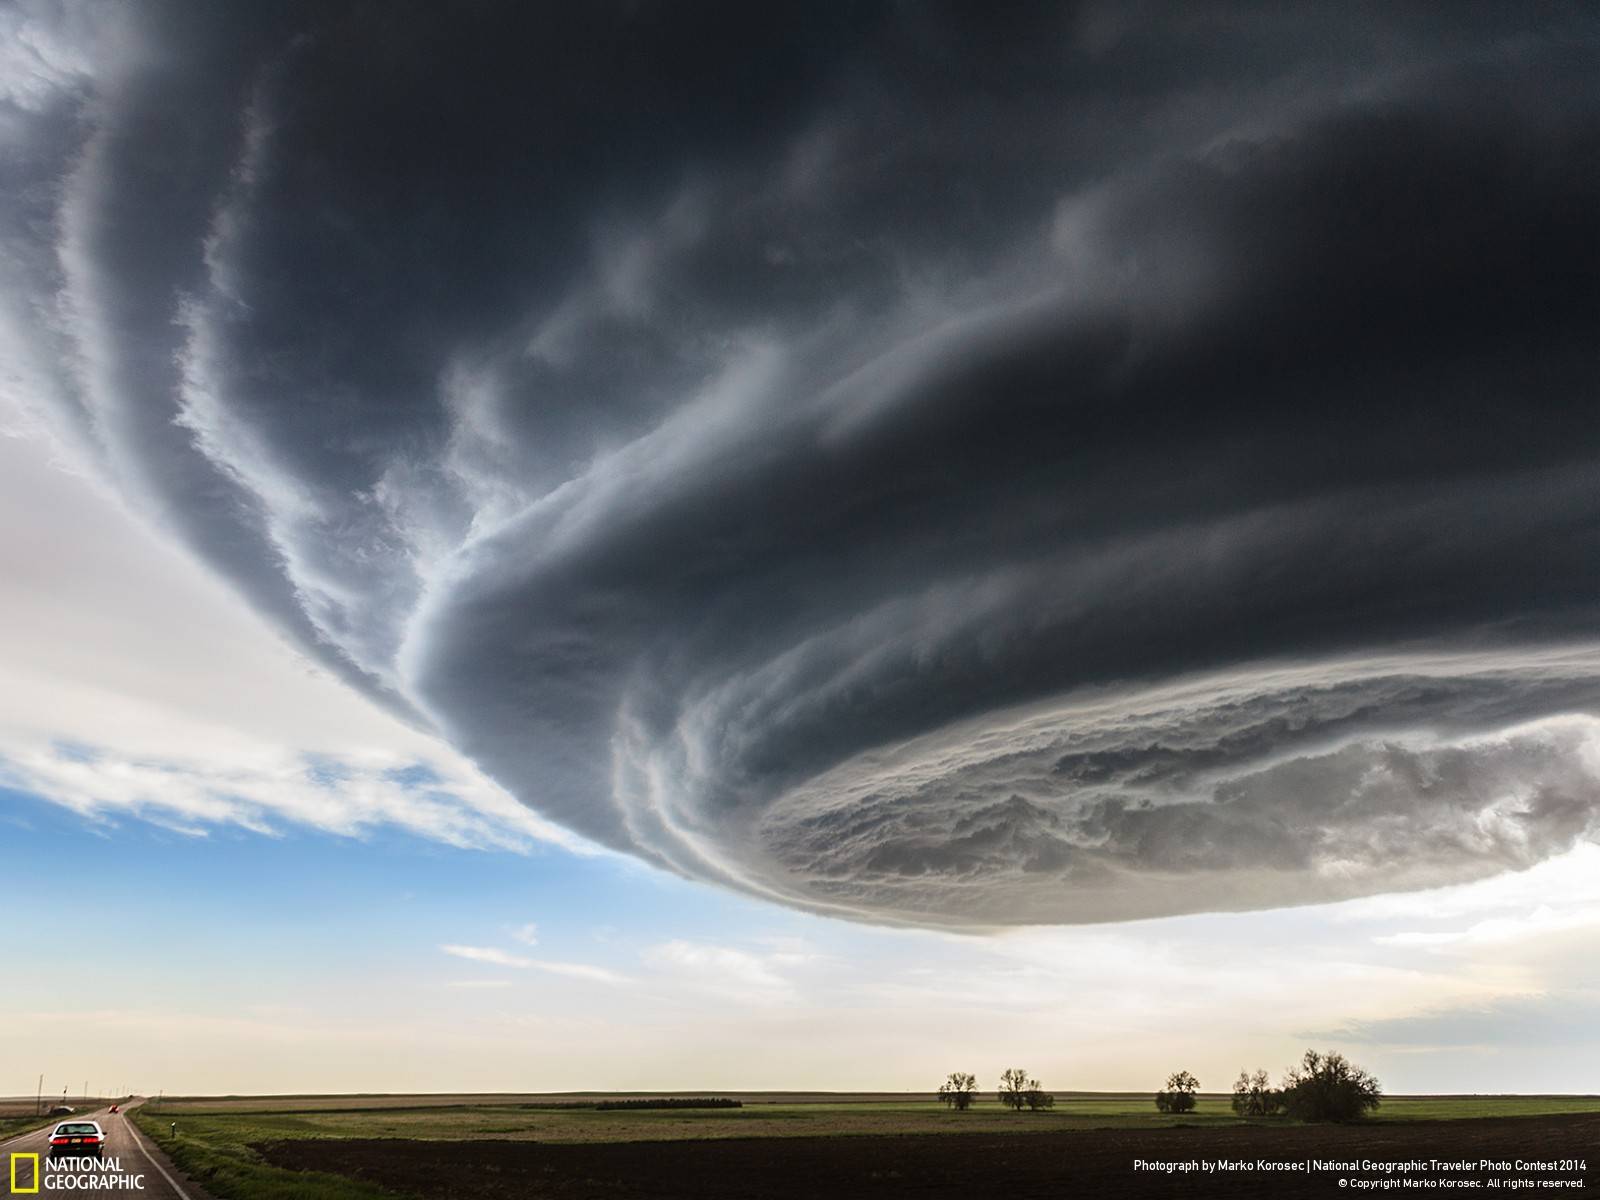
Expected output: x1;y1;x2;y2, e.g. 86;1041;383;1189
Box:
4;2;1598;925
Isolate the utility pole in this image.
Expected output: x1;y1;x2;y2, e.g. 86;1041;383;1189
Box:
36;1074;43;1117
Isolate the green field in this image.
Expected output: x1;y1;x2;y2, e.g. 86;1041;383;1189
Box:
132;1093;1600;1200
144;1091;1600;1133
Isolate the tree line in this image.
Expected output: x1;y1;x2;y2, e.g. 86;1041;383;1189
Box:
938;1050;1381;1123
937;1069;1053;1110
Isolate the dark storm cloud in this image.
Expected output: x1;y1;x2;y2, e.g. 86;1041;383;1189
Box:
5;1;1599;924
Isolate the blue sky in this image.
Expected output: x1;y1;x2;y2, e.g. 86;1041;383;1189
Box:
6;749;1600;1097
1;781;805;990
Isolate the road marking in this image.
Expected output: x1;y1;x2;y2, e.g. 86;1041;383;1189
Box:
123;1114;193;1200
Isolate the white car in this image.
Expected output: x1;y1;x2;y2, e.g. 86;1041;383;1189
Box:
48;1120;106;1158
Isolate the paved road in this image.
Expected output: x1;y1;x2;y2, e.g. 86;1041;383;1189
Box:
2;1102;210;1198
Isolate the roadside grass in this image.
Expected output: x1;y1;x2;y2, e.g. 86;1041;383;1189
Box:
131;1093;1600;1150
0;1101;110;1142
130;1107;418;1200
0;1114;54;1140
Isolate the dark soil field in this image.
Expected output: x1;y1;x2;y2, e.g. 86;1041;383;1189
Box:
260;1112;1598;1199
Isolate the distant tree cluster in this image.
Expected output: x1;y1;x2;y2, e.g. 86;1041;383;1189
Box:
1154;1070;1199;1114
937;1072;978;1110
998;1067;1030;1110
1025;1085;1055;1111
1231;1069;1281;1117
937;1069;1053;1111
998;1068;1055;1111
592;1098;742;1111
1280;1050;1381;1122
1228;1051;1381;1122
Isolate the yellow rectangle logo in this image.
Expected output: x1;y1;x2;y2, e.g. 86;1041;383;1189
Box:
10;1152;40;1194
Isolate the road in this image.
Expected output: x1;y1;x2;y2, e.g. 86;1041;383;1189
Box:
2;1101;211;1198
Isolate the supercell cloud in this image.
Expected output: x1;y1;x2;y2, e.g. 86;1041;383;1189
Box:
4;1;1599;925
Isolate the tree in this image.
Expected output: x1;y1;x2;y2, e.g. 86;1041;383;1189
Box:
1231;1069;1281;1117
1023;1081;1055;1111
997;1067;1031;1111
1279;1050;1381;1122
937;1072;979;1111
1155;1070;1199;1114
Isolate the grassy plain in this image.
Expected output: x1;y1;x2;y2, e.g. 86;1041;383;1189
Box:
131;1093;1600;1200
145;1091;1600;1135
131;1105;409;1200
150;1091;933;1112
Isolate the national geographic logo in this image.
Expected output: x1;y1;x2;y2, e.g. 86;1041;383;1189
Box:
8;1154;146;1192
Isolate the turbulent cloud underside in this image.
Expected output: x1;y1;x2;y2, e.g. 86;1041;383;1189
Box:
4;1;1599;925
